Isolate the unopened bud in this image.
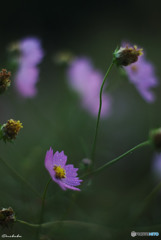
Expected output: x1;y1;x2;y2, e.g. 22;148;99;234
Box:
53;51;73;65
113;45;143;66
0;207;15;228
0;69;11;94
150;128;161;151
1;119;23;142
82;158;92;166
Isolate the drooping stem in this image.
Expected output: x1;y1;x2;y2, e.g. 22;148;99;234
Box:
85;140;150;179
36;178;52;239
17;219;39;228
91;61;114;166
17;219;109;233
0;157;40;197
17;218;161;232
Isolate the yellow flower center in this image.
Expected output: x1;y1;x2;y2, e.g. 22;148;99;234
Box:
53;165;66;179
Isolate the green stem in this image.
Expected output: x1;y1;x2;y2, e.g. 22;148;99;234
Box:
0;157;40;198
135;180;161;220
85;140;150;179
37;178;52;239
17;219;39;228
17;218;161;232
128;180;161;227
91;61;114;166
144;181;161;204
17;219;108;232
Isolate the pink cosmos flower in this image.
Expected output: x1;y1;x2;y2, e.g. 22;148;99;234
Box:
67;58;112;118
45;148;83;191
15;37;44;98
123;43;158;102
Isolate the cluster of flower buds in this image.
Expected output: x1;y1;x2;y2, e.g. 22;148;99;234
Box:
0;69;11;94
113;45;143;66
0;119;23;142
0;68;23;142
0;207;15;228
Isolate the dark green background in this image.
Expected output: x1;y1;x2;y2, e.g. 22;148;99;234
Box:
0;0;161;239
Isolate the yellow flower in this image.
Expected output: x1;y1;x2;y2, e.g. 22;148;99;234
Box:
2;119;23;141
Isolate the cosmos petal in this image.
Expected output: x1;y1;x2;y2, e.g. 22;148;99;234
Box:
45;148;82;191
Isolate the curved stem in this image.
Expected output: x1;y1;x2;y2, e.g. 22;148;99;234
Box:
17;219;39;228
37;178;52;239
17;218;161;232
0;157;40;198
85;140;150;179
17;219;108;232
91;61;114;166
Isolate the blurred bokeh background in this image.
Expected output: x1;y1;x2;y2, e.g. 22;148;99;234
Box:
0;0;161;239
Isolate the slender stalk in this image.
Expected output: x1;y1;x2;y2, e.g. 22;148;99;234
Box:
134;180;161;222
91;61;114;166
144;181;161;204
0;157;40;197
17;218;161;232
17;219;39;228
127;179;161;227
17;219;108;232
84;140;150;179
37;178;52;239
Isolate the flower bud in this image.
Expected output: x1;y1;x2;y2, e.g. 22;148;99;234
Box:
150;128;161;151
53;51;73;65
1;119;23;142
0;207;15;228
82;158;92;166
113;45;143;66
0;69;11;94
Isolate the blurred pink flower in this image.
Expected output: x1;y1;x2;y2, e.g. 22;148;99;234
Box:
15;37;44;98
15;67;39;97
67;58;112;118
123;42;158;102
19;38;44;67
